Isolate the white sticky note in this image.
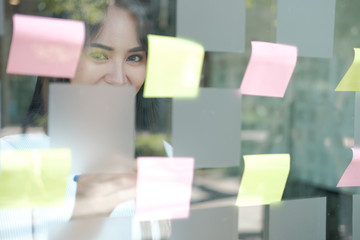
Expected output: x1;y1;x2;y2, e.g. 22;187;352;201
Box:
173;88;241;168
136;157;194;221
177;0;246;52
276;0;335;58
267;197;326;240
49;84;135;174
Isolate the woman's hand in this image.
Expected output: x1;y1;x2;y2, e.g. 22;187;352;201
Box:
71;173;137;219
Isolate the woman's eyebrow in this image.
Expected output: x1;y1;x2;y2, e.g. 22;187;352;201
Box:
129;46;145;52
90;43;114;51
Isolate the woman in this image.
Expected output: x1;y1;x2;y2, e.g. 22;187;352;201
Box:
1;0;169;239
23;0;157;134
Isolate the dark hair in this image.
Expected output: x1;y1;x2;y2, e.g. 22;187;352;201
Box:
82;0;150;52
22;0;157;133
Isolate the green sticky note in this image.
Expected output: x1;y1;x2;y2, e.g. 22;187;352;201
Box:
144;34;204;98
0;149;71;208
236;154;290;207
335;48;360;91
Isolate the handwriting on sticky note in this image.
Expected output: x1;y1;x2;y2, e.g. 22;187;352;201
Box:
136;157;194;221
0;149;71;208
337;147;360;187
236;154;290;206
6;14;85;78
143;34;204;98
335;49;360;91
240;41;297;98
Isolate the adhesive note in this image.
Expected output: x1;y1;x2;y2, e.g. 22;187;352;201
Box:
353;195;360;240
236;154;290;206
0;149;71;208
337;147;360;187
143;34;204;98
266;197;326;240
169;206;238;240
49;84;135;174
173;88;241;169
277;0;335;58
240;41;297;98
335;49;360;91
136;157;194;221
355;93;360;145
177;0;245;52
6;14;85;78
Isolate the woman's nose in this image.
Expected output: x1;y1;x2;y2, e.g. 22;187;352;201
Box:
104;62;129;85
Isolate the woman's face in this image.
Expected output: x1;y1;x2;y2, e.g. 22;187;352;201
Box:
71;6;146;93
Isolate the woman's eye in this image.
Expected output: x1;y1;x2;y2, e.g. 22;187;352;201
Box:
88;51;109;61
127;55;143;63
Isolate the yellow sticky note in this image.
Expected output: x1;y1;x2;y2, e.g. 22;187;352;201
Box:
236;154;290;207
0;149;71;208
335;48;360;91
144;34;204;98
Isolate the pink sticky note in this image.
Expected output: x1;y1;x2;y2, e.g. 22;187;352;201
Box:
136;157;194;221
337;147;360;187
6;14;85;78
240;41;297;98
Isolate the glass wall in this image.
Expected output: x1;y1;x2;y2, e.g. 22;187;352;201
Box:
1;0;359;239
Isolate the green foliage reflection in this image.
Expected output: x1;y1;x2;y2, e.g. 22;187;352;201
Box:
37;0;109;24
